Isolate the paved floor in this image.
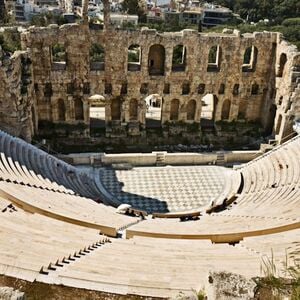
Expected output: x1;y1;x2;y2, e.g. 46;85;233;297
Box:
99;166;234;213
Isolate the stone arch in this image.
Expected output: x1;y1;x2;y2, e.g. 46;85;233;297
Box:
233;84;240;96
277;53;287;77
275;114;282;135
74;98;84;120
90;43;105;70
242;46;258;72
221;99;231;120
57;99;66;121
172;44;186;72
148;44;165;75
129;99;138;121
128;44;141;71
238;101;247;120
251;83;259;95
201;94;218;121
182;82;190;95
111;97;121;120
89;94;106;135
51;44;66;70
170;99;180;121
145;94;163;128
265;104;277;135
207;45;221;72
198;84;205;94
52;43;66;63
186;99;196;121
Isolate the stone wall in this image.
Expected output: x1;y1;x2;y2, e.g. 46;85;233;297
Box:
272;35;300;142
58;150;261;166
0;23;299;142
0;28;35;141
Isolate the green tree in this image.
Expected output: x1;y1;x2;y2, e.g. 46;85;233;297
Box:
121;0;146;21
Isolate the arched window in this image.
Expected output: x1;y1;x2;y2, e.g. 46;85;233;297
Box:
238;101;247;120
186;99;196;121
51;44;66;70
128;44;141;71
57;99;66;121
251;83;259;95
218;83;225;95
242;46;258;72
198;84;205;94
74;98;84;120
275;114;282;135
182;82;190;95
129;99;138;121
111;97;121;120
148;44;165;75
221;99;231;120
163;83;170;94
172;44;186;72
277;53;287;77
52;44;66;62
207;45;221;72
105;82;112;95
170;99;180;120
44;83;53;97
90;43;105;71
233;84;239;96
121;82;127;95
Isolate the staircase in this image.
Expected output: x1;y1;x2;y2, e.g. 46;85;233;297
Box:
39;235;111;276
155;152;165;166
216;152;225;166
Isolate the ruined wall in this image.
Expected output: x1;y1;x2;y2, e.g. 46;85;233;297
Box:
20;24;283;138
0;23;298;142
0;28;35;141
272;35;300;142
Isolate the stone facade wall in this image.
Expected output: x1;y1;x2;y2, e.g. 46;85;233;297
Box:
0;30;35;141
273;35;300;142
0;23;299;142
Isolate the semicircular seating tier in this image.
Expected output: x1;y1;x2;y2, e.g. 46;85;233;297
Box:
126;135;300;242
0;130;299;298
0;130;107;200
0;131;136;237
0;194;299;298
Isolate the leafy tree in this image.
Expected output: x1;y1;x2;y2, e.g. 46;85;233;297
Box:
121;0;146;21
207;0;300;24
90;43;105;62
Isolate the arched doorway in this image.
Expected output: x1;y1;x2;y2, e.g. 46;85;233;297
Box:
129;99;138;121
111;97;121;121
145;94;162;127
170;99;180;121
201;94;217;121
221;99;231;120
148;44;165;75
186;99;196;121
277;53;287;77
74;98;84;120
57;99;66;121
88;94;106;136
238;101;247;120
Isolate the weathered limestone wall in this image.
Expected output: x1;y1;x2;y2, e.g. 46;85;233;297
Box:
0;23;299;142
272;35;300;143
0;31;35;141
20;24;282;138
